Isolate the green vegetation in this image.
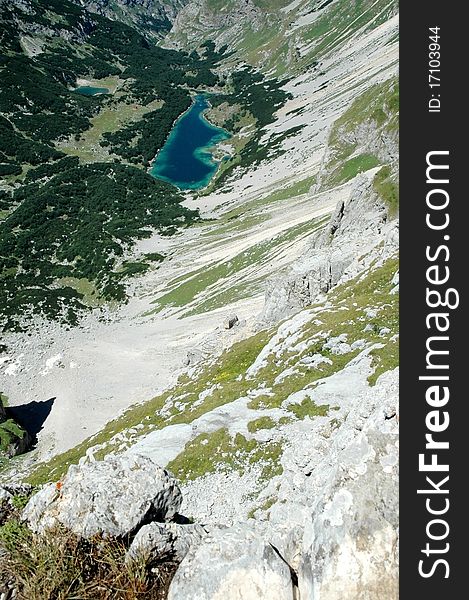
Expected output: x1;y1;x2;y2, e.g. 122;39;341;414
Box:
167;428;283;482
0;419;26;454
247;416;276;433
0;2;292;329
10;493;32;511
0;163;198;330
331;77;399;137
26;329;272;485
367;336;399;385
0;518;31;552
57;98;164;163
299;0;397;68
287;398;329;420
25;255;398;487
323;77;399;189
247;495;278;519
217;0;398;77
24;258;399;485
150;216;327;317
373;165;399;217
200;174;318;241
328;153;380;186
248;256;399;410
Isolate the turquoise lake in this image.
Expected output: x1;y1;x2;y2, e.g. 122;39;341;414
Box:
150;95;230;190
75;86;109;96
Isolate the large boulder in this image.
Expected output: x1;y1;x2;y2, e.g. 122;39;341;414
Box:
167;524;294;600
23;454;182;538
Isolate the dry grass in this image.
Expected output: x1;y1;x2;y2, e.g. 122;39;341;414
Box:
0;506;177;600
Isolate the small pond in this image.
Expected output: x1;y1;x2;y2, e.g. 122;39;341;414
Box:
74;86;109;96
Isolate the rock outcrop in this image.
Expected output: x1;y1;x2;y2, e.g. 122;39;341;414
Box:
169;0;266;50
167;524;295;600
23;454;182;537
261;175;398;323
73;0;188;38
295;370;399;598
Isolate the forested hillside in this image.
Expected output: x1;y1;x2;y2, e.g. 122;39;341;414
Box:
0;0;289;331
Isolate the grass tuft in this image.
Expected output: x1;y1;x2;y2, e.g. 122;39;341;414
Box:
0;521;176;599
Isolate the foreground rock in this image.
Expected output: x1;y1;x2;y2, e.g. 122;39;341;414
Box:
23;454;182;537
297;372;399;598
127;521;215;563
167;524;294;600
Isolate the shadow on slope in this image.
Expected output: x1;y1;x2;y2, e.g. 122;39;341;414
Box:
7;398;55;448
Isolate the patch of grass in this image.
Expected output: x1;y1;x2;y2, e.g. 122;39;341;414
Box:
367;336;399;386
0;518;31;550
255;175;317;205
10;493;31;511
55;277;103;308
247;495;278;519
373;164;399;217
331;77;399;137
167;427;283;483
328;153;380;186
0;419;26;453
247;416;276;433
287;398;329;419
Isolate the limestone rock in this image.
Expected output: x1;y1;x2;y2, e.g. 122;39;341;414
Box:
295;371;399;599
261;176;397;324
183;349;205;367
223;314;239;330
127;521;215;563
167;524;294;600
23;454;182;538
0;483;33;504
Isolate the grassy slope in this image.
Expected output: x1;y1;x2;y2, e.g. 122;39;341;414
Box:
322;76;399;205
171;0;398;77
24;256;398;486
